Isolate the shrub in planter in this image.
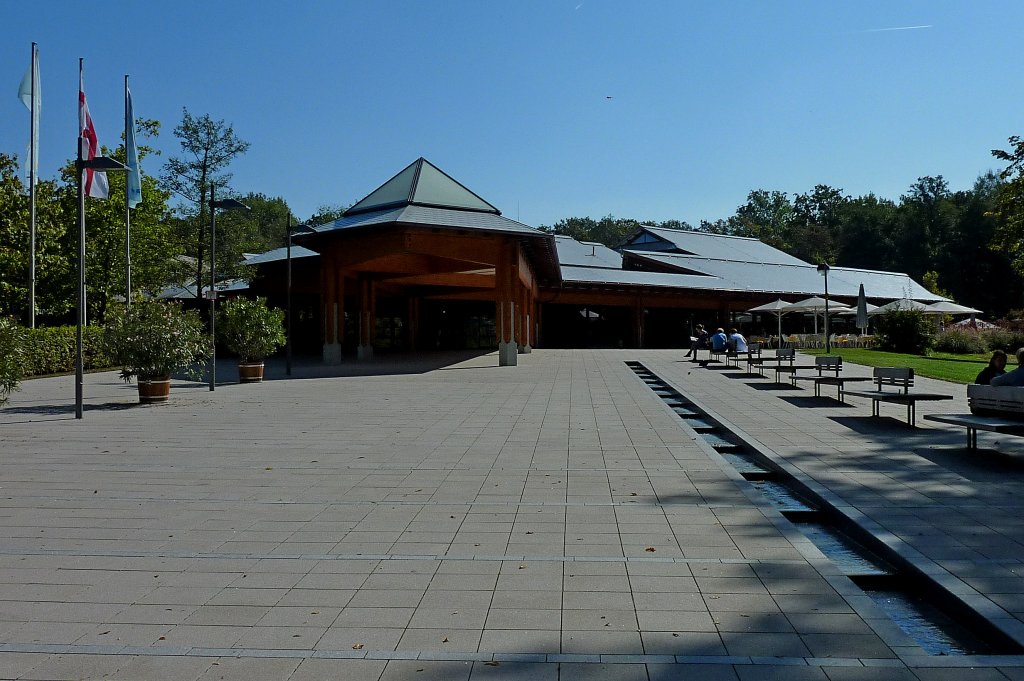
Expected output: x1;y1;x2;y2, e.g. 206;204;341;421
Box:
0;317;27;406
103;299;209;387
217;297;285;382
875;309;935;355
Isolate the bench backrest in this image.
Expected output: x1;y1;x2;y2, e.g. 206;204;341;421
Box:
968;384;1024;417
872;367;913;392
815;355;842;376
776;348;795;364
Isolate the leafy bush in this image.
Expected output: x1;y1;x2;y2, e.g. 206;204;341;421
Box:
217;297;285;363
983;327;1024;354
0;317;27;405
104;299;209;380
20;326;110;376
875;309;935;354
935;328;989;354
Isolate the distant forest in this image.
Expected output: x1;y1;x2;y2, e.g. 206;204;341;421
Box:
539;138;1024;320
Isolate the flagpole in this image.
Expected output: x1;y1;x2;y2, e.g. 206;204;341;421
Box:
75;58;85;419
28;42;37;328
124;75;131;307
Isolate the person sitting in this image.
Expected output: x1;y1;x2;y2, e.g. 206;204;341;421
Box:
990;348;1024;386
728;328;748;353
710;328;728;352
684;324;708;359
975;349;1007;385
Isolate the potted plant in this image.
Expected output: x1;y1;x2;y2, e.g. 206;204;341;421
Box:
103;299;209;402
216;297;285;383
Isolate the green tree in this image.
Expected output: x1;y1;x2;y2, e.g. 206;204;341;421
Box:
307;203;349;226
730;189;794;250
538;215;642;248
791;185;847;264
52;120;177;323
834;193;899;271
161;109;250;300
212;193;295;280
0;153;70;323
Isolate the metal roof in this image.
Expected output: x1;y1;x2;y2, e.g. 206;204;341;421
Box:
626;226;808;265
157;278;250;300
345;157;499;216
553;235;623;269
597;250;944;301
308;204;543;238
242;245;319;266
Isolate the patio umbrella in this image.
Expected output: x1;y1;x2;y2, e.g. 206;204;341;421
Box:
856;283;869;334
748;299;793;348
787;296;851;334
869;298;930;315
924;301;982;315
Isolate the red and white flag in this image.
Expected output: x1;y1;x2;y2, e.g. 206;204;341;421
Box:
79;69;108;199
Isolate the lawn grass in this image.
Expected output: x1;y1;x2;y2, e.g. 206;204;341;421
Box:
803;347;989;384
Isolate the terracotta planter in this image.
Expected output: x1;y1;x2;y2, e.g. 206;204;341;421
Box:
137;376;171;403
238;362;265;383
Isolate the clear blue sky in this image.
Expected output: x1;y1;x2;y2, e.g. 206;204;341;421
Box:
3;1;1022;228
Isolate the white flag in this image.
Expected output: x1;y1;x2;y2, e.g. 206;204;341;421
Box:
17;44;40;186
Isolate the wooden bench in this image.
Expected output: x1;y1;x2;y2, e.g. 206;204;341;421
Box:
791;356;872;398
924;385;1024;449
843;367;952;426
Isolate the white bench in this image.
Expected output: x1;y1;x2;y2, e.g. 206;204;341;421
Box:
924;385;1024;449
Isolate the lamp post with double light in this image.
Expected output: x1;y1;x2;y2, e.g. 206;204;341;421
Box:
75;155;128;420
817;262;831;353
208;188;249;391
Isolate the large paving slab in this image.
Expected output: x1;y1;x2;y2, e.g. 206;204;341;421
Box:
0;350;1022;679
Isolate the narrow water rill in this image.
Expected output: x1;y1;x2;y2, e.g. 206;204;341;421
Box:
626;361;1021;656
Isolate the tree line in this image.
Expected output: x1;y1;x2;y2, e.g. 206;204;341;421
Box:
540;141;1024;320
6;118;1024;325
0;109;347;327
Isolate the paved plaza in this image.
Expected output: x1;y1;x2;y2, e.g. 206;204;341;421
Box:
3;349;1024;680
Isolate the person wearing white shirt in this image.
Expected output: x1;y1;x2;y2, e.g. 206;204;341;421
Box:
728;329;748;353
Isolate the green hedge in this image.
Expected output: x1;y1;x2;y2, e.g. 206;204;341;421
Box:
22;325;111;377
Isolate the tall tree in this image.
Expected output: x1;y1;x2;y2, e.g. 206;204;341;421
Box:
0;154;68;323
791;185;847;264
730;189;794;250
160;109;250;299
212;193;295;280
54;120;177;323
538;215;642;248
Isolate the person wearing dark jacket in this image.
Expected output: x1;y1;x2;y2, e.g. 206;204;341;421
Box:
975;349;1007;385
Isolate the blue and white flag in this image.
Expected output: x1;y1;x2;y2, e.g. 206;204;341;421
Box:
125;86;142;208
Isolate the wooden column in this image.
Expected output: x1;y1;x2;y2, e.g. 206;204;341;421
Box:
497;241;517;366
322;261;342;364
357;275;374;360
633;297;645;349
407;296;419;352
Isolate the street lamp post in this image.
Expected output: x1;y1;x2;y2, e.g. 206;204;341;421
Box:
208;187;249;391
286;215;292;377
817;262;831;353
75;155;128;419
285;221;314;377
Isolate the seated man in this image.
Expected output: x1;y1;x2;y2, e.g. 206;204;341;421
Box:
992;348;1024;386
728;328;748;353
710;328;729;352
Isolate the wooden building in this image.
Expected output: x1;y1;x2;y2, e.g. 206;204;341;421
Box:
253;159;942;360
